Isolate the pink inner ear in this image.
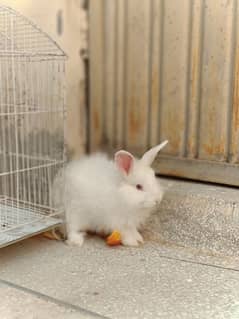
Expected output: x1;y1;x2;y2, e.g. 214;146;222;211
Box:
115;151;134;175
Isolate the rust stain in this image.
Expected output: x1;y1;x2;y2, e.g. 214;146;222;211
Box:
169;138;180;153
202;103;227;157
232;52;239;129
93;110;100;131
164;169;184;178
151;70;159;112
191;46;199;102
187;139;196;156
129;108;141;141
127;91;143;142
203;143;225;156
166;113;182;154
231;48;239;154
233;102;239;127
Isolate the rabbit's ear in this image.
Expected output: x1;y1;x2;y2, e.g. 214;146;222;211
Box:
114;150;134;175
141;140;168;166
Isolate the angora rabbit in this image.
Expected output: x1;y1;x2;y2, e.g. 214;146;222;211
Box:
53;141;168;247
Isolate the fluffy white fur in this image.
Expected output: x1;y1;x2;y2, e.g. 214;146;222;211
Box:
53;141;168;247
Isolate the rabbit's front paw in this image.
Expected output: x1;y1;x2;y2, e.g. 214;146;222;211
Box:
122;236;139;247
67;232;85;247
134;231;144;244
121;230;144;247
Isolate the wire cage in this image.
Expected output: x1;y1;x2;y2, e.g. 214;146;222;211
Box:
0;5;66;247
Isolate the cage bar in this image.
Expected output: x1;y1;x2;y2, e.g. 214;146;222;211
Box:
0;5;66;247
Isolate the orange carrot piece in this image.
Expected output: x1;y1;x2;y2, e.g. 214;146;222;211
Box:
106;230;121;246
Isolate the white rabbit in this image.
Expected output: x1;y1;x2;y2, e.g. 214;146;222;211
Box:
53;140;168;247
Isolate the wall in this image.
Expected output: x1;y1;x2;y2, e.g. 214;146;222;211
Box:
89;0;239;186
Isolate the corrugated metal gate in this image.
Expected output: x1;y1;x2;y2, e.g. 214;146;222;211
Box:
89;0;239;186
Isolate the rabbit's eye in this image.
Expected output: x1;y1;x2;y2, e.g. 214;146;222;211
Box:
136;184;143;191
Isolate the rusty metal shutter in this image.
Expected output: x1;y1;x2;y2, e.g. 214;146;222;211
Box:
89;0;239;186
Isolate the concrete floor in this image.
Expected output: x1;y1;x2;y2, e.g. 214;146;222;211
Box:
146;178;239;257
1;178;239;318
0;282;89;319
0;236;239;319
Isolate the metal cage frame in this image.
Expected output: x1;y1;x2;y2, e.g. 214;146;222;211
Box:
0;5;66;247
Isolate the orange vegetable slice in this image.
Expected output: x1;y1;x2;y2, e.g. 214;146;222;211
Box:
106;230;121;246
